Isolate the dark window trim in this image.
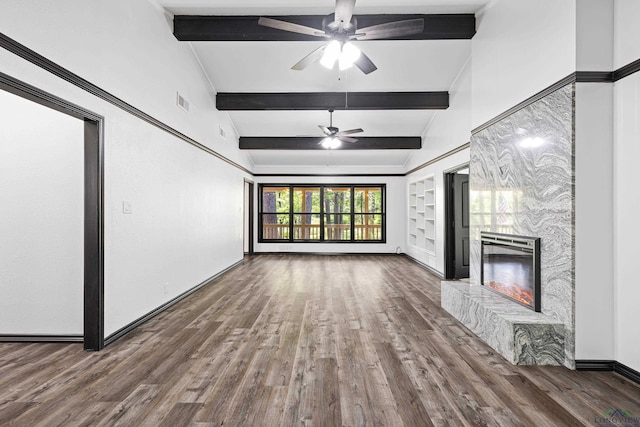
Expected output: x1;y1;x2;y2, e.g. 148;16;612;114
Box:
258;184;386;244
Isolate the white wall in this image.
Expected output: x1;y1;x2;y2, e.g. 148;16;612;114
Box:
573;0;615;362
613;0;640;373
405;60;472;274
613;73;640;373
614;0;640;69
405;59;472;173
472;0;576;128
0;0;249;168
0;90;84;335
576;0;613;70
255;176;405;254
0;0;251;337
104;107;246;336
574;83;615;360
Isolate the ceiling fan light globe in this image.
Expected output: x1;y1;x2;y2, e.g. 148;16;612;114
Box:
339;42;361;70
330;139;342;149
320;40;341;69
321;137;333;148
338;55;353;70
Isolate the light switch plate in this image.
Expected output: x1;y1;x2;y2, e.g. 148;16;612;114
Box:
123;201;133;214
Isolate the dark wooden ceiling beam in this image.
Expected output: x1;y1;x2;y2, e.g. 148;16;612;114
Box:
174;14;475;41
239;136;421;150
217;92;448;110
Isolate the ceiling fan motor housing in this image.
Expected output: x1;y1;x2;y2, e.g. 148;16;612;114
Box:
323;14;357;36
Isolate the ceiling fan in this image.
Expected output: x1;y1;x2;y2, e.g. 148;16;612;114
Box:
258;0;424;74
318;109;362;149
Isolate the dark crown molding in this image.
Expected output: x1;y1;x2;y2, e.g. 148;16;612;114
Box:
613;57;640;82
471;74;576;135
0;32;251;176
473;58;640;135
575;71;614;82
174;14;476;41
405;142;470;175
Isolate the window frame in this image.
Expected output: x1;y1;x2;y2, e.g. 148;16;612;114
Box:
258;184;386;243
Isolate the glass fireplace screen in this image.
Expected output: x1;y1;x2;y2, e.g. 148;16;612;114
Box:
480;232;541;312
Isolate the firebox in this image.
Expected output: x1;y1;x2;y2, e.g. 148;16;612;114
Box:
480;232;541;312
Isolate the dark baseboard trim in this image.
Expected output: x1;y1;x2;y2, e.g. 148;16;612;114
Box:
253;173;404;177
615;362;640;385
0;335;83;343
402;254;445;279
104;260;244;346
576;360;640;385
253;252;398;256
405;142;470;176
0;32;251;176
575;360;616;371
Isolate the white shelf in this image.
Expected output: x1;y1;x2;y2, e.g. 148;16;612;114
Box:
408;174;437;259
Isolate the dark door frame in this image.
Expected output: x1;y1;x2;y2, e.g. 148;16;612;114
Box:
444;163;469;280
244;178;254;255
0;72;105;351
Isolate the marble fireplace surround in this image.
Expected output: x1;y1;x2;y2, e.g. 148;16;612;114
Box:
442;84;575;368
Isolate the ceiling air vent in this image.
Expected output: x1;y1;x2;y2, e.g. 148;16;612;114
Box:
176;92;189;112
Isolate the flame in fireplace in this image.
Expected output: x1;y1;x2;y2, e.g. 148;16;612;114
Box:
486;281;534;307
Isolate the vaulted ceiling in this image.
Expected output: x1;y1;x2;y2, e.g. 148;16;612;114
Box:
156;0;488;171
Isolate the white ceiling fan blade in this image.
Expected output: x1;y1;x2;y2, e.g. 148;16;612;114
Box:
337;135;358;143
292;45;327;70
258;17;326;37
338;128;364;135
355;19;425;41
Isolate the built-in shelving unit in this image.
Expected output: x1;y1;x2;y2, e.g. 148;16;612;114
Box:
408;175;436;256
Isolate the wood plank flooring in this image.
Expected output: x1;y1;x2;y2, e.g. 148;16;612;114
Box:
1;254;638;426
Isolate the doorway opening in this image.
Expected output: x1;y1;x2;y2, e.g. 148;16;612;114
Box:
244;179;254;255
0;71;104;351
444;164;470;280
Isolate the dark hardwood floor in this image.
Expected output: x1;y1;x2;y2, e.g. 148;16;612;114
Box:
1;254;638;426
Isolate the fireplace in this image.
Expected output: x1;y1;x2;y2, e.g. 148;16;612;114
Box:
480;232;541;311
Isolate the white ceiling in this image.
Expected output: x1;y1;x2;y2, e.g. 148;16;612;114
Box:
159;0;490;15
156;0;487;171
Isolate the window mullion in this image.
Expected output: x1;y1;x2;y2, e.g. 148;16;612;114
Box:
350;186;355;242
289;185;294;242
319;185;325;242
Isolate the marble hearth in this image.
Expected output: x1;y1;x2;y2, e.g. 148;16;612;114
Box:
442;282;564;365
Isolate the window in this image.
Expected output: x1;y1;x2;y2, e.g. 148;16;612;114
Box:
259;184;385;243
